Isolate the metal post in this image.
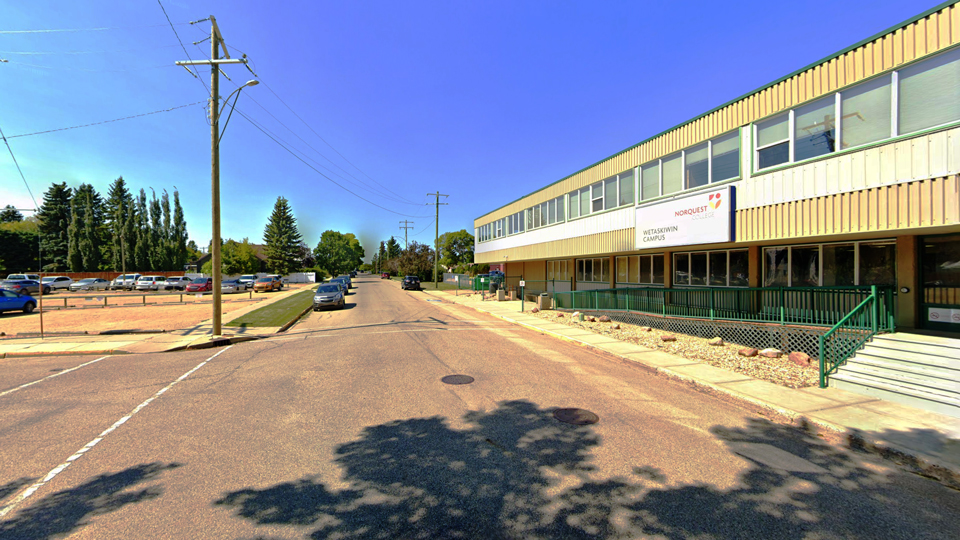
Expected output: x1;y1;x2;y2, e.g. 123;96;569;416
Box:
520;285;524;311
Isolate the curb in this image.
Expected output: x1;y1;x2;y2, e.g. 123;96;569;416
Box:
1;349;127;359
278;304;314;333
178;335;263;351
430;292;960;488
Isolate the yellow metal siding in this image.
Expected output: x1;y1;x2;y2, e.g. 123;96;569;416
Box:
476;3;960;228
736;176;960;242
475;228;635;264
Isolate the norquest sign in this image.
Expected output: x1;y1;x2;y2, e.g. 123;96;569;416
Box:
635;186;733;249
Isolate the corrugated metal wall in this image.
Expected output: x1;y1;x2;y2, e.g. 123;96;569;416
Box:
476;3;960;227
476;229;636;264
736;175;960;242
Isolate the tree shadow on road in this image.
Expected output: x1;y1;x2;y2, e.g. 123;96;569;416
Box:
215;400;960;539
0;462;181;540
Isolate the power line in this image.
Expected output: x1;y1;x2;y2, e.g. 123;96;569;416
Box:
4;102;206;139
2;60;171;72
0;45;182;55
0;124;38;209
157;0;207;88
0;22;191;34
234;108;431;219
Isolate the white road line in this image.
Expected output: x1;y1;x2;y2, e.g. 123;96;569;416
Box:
0;355;110;398
0;346;233;519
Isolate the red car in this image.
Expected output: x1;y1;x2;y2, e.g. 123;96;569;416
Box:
185;277;213;292
380;272;390;279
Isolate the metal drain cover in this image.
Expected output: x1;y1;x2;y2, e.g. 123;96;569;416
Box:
441;374;475;385
553;408;599;425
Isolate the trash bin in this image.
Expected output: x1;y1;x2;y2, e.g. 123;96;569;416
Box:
489;280;498;294
537;292;551;310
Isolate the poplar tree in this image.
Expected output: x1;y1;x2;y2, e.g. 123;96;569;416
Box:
172;190;189;270
134;189;150;270
262;196;302;276
66;197;84;271
105;177;134;271
148;190;164;269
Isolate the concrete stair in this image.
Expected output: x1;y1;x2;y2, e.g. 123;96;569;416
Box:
830;333;960;418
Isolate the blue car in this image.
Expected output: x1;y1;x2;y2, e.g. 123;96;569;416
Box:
0;289;37;314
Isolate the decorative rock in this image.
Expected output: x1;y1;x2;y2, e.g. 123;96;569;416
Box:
557;313;564;318
587;316;596;322
531;307;539;313
660;335;676;342
789;351;814;368
613;324;621;329
640;326;652;332
598;315;611;323
739;348;759;357
759;348;783;358
708;337;724;346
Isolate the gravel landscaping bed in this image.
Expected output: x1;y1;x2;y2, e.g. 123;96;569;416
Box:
532;310;820;388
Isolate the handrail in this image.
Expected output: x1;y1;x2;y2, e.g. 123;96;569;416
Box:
817;285;893;388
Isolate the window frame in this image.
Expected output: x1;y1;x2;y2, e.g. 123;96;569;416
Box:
761;240;896;287
639;129;741;202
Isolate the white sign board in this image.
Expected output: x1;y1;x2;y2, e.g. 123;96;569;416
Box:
636;186;732;249
519;280;525;287
928;307;960;324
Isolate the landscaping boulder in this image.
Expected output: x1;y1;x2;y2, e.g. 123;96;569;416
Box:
598;315;611;323
613;324;621;330
708;337;724;346
531;307;540;313
660;335;677;342
739;348;759;357
639;326;652;332
557;313;564;318
759;348;783;358
789;351;814;368
587;316;596;322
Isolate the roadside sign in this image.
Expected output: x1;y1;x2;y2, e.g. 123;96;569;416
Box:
519;281;525;287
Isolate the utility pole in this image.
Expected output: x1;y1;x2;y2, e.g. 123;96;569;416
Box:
176;16;250;337
399;220;414;249
427;192;448;289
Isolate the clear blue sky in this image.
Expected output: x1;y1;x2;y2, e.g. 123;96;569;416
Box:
1;0;939;261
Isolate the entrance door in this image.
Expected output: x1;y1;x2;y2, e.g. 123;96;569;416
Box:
921;234;960;332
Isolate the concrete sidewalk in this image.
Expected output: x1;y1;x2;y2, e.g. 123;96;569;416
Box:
426;289;960;486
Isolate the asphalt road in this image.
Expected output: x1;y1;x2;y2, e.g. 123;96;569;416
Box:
2;275;959;539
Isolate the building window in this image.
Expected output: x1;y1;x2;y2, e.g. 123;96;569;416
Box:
640;130;740;201
576;258;609;283
762;241;895;287
616;254;665;285
674;250;749;287
568;169;635;219
547;260;569;281
755;46;960;171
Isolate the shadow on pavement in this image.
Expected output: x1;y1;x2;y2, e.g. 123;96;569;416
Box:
0;462;181;540
214;400;960;539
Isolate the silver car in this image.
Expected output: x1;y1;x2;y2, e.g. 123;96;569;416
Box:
221;279;242;294
313;283;345;310
69;278;110;292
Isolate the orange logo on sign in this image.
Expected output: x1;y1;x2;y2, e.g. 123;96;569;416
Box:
708;192;722;210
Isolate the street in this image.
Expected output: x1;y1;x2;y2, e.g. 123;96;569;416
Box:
2;275;959;539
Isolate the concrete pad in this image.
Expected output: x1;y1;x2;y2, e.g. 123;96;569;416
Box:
799;386;881;406
620;351;698;368
857;400;960;432
68;341;135;352
597;341;650;355
667;364;754;384
728;442;827;473
719;379;820;411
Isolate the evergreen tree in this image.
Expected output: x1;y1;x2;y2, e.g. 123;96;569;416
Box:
80;194;101;271
134;189;150;270
148;190;164;269
66;197;84;271
36;182;73;271
1;205;23;223
386;236;401;260
161;191;173;270
172;190;189;270
105;177;134;271
262;196;302;276
66;184;103;271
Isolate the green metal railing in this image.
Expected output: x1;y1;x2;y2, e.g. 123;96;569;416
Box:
553;285;894;329
818;285;896;388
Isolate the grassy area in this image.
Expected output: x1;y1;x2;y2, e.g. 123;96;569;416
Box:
225;287;317;328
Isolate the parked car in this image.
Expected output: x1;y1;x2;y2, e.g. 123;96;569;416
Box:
0;289;36;314
41;276;73;291
163;276;188;291
69;278;110;292
313;283;345;310
110;273;142;290
380;272;390;279
401;276;421;291
253;276;282;293
186;277;213;292
338;275;353;289
349;270;357;278
135;275;167;291
267;274;285;289
5;274;40;281
329;277;349;293
238;274;257;289
221;279;243;294
0;279;50;295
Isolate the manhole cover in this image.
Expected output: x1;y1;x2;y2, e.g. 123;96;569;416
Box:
553;408;599;425
441;374;475;385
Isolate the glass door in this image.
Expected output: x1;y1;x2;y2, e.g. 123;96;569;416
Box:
921;235;960;332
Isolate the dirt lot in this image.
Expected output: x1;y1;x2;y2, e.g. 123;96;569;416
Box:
0;297;261;335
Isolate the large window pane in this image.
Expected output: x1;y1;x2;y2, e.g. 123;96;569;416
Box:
709;252;728;286
600;259;609;283
685;143;709;189
641;162;659;201
580;188;589;217
757;114;789;147
674;254;690;285
617;257;628;282
712;131;740;182
584;259;593;282
548;199;557;224
568;193;578;219
899;47;960;134
841;76;892;149
638;255;650;283
556;196;564;222
629;255;641;283
590;182;603;213
795;96;836;161
764;248;789;287
652;255;664;284
758;142;789;169
619;169;635;206
791;246;820;287
690;253;707;285
859;242;896;287
526;208;533;230
604;176;617;210
822;243;855;286
662;154;682;196
729;250;749;287
577;259;584;281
